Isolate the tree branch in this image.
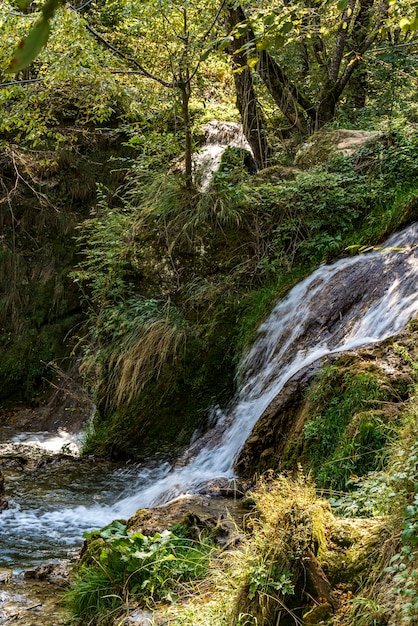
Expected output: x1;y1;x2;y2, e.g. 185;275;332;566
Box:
84;23;176;89
335;0;389;96
329;0;357;83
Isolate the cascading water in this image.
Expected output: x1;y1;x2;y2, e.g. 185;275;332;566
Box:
1;223;418;569
193;120;253;190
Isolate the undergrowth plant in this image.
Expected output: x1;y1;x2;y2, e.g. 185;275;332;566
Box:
302;364;397;491
67;521;212;625
72;126;418;459
384;434;418;623
331;383;418;624
160;474;331;626
82;296;188;411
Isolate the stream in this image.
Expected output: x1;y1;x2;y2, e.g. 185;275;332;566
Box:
0;222;418;588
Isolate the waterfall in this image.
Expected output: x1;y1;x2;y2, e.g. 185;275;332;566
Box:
112;222;418;512
1;222;418;568
193;120;252;190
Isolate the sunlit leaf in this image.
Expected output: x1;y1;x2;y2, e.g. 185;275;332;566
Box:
7;19;51;73
256;37;271;51
247;56;258;70
400;17;411;31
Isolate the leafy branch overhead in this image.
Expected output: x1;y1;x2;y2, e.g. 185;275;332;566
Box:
6;0;64;73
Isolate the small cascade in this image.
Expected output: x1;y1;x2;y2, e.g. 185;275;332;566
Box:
1;223;418;568
193;120;253;190
111;222;418;510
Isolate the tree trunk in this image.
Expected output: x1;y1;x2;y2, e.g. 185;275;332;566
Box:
227;3;312;136
227;4;270;168
256;50;313;134
304;547;339;611
179;80;193;186
347;0;376;109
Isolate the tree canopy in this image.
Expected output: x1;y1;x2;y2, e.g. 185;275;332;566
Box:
0;0;417;162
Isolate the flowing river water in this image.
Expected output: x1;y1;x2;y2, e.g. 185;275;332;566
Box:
1;222;418;575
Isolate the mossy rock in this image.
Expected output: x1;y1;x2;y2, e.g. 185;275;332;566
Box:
253;164;300;183
294;129;383;169
236;326;418;488
303;602;333;624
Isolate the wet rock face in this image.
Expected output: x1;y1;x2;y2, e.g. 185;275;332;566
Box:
235;327;418;477
234;360;324;476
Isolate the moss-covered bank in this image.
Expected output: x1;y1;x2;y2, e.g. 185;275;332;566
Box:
0;133;129;408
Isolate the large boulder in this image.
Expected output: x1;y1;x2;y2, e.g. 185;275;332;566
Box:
294;129;382;168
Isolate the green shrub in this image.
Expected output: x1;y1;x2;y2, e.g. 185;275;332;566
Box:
68;521;212;625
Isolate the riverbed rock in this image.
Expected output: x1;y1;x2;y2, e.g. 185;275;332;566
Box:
195;476;252;498
127;494;245;545
118;609;154;624
24;561;70;585
0;575;68;624
0;470;7;511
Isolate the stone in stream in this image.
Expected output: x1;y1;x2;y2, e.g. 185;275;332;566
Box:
24;561;70;585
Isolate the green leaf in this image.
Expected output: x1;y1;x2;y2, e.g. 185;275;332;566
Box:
200;45;212;62
218;36;233;52
7;18;51;73
337;0;349;8
14;0;32;8
402;527;414;543
274;34;285;48
405;505;416;518
264;13;276;27
281;21;294;35
256;37;271;51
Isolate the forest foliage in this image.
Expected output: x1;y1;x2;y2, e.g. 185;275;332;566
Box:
1;1;418;625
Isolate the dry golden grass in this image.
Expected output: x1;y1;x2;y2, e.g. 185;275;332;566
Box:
107;313;187;409
157;474;333;626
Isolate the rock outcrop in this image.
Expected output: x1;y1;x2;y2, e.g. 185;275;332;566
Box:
294;129;383;168
235;325;418;477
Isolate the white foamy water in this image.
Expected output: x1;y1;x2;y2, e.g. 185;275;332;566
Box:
108;223;418;512
193;120;252;190
8;430;82;454
1;223;417;568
